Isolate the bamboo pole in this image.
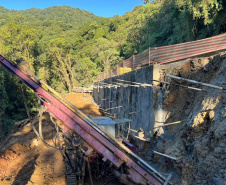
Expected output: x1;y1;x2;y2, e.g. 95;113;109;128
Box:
111;81;140;87
153;79;205;91
166;74;223;90
154;121;182;128
105;106;123;111
153;150;179;161
96;82;117;88
117;79;153;87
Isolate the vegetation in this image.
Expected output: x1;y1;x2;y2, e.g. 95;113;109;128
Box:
0;1;225;138
138;0;226;52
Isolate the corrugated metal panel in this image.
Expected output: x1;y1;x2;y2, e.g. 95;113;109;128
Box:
96;33;226;81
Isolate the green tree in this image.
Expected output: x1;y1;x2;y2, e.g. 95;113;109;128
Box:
75;57;98;85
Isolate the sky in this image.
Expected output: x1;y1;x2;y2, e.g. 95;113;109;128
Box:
0;0;145;17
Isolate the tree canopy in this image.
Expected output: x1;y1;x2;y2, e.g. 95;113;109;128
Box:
0;2;226;138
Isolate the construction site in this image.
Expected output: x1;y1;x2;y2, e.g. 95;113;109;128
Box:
0;32;226;185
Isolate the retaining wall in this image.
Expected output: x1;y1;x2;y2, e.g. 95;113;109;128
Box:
93;65;155;134
93;59;191;136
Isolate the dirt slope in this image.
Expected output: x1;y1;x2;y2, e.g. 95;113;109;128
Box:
152;53;226;184
0;93;101;185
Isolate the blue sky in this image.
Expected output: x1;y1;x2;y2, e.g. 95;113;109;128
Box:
0;0;145;17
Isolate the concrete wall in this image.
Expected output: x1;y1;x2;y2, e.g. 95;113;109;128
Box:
93;65;155;135
93;59;190;136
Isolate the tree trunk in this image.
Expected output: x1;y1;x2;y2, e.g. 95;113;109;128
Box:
55;50;72;93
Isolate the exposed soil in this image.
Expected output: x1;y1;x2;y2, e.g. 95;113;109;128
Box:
0;93;101;185
65;93;101;117
149;53;226;184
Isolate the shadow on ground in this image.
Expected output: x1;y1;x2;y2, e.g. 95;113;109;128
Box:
12;154;39;185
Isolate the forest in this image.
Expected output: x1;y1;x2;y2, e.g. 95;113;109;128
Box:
0;0;226;139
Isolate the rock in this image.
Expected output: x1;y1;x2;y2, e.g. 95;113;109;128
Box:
214;147;223;154
209;110;215;120
219;142;226;148
212;177;225;185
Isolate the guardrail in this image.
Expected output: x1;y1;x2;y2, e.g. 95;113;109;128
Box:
97;32;226;81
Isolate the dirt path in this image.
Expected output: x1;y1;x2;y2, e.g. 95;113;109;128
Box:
0;93;101;185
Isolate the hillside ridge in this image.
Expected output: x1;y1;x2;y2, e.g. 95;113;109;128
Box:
0;5;100;27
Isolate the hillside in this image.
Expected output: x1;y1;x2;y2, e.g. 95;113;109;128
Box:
0;6;100;28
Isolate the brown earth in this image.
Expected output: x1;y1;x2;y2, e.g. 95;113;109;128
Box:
0;93;101;185
65;93;101;117
150;53;226;184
